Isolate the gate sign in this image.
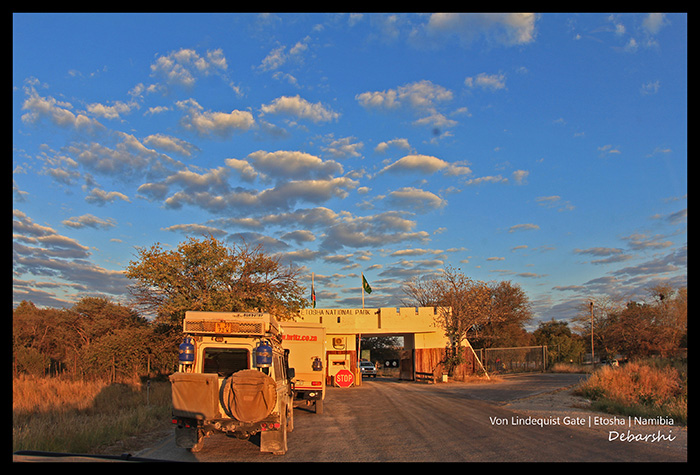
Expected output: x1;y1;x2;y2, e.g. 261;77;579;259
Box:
335;369;354;387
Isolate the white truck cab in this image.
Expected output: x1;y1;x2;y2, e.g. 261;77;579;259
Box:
281;321;326;414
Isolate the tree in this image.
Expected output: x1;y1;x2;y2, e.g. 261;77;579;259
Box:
403;267;488;373
82;327;161;382
649;284;687;350
403;268;533;347
13;297;175;380
404;267;489;342
602;301;681;358
360;336;402;364
67;296;146;346
126;236;308;329
533;320;585;365
472;280;534;348
402;267;533;374
576;286;687;360
13;301;76;375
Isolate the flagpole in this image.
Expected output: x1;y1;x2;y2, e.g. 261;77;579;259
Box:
312;272;315;308
361;273;365;309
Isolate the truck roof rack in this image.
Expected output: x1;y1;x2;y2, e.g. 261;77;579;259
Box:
183;311;280;337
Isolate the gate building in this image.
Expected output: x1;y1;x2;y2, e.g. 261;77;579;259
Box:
295;307;479;384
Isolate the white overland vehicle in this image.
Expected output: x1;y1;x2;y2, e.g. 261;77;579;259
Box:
170;311;295;455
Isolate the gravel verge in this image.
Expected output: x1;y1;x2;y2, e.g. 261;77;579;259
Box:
504;384;687;456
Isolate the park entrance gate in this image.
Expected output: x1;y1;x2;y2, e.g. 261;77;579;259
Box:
295;307;480;384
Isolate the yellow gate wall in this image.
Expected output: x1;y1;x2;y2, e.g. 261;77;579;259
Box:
296;307;451;349
293;307;479;381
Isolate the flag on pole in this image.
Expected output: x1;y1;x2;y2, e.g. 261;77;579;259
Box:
362;274;372;294
311;273;316;308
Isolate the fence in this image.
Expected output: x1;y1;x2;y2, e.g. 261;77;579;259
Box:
479;346;547;374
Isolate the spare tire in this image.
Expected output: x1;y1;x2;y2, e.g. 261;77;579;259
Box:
222;369;277;423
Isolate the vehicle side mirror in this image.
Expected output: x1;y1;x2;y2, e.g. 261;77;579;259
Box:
287;368;295;379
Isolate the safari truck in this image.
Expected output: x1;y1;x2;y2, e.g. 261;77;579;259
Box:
280;322;326;414
169;311;295;455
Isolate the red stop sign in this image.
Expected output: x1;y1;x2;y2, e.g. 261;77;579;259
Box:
335;369;354;387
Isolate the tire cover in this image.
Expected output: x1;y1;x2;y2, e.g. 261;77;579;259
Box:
223;369;277;423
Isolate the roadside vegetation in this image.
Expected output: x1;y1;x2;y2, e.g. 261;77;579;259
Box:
575;358;687;426
13;375;172;455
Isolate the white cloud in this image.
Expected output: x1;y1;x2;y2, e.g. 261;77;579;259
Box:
21;81;103;132
177;99;255;137
247;150;343;180
379;154;448;174
642;13;668;35
13;210;129;303
426;13;537;46
465;73;507;91
165;167;231;192
375;138;411;153
622;233;674;251
225;158;259;182
386;187;447;212
259;36;312;72
597;144;622;157
162;176;358;214
640;80;660;95
357;80;452;111
143;134;198;157
464;175;505;186
512;170;529;184
150;48;228;88
261;95;339;123
356;80;457;129
379;154;471;176
162;223;227;237
322;137;364;158
84;188;130;205
86;100;139;120
320;211;430;251
509;223;540;233
62;214;116;230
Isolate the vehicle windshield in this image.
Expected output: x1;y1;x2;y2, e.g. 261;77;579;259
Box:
203;347;249;377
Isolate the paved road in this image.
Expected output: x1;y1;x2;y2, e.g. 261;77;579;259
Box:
138;373;686;462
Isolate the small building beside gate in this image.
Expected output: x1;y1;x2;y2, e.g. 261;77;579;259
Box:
294;307;479;384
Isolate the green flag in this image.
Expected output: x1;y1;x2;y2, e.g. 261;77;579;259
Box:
362;274;372;294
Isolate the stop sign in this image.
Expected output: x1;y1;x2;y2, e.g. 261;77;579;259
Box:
335;369;354;387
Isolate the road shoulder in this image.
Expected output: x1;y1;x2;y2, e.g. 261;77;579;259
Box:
504;385;687;458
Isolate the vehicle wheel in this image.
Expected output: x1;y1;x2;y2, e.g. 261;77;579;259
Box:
315;399;324;414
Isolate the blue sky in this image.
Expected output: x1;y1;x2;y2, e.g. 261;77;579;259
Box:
13;13;687;328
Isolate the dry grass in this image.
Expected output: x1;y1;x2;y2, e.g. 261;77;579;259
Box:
13;375;173;455
575;359;687;425
551;362;592;373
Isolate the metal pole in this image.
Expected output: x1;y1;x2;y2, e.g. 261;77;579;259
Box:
361;273;365;309
590;301;595;368
466;339;489;380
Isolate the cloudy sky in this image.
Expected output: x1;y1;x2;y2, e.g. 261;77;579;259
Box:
13;13;686;327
